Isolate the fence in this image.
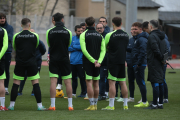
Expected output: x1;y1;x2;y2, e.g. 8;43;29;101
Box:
6;15;101;60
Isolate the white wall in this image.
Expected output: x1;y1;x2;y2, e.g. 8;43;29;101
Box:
137;8;159;22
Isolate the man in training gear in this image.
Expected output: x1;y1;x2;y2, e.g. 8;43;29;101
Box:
0;26;8;111
131;22;149;107
68;25;86;98
8;18;46;111
0;13;14;95
80;17;105;110
46;12;73;111
102;17;129;110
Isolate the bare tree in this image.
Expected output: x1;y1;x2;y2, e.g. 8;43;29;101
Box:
22;0;26;15
48;0;59;27
37;0;50;28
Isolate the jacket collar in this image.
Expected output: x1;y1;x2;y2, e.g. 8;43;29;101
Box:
86;27;95;30
55;21;64;27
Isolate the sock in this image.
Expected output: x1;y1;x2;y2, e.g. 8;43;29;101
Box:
158;104;163;106
10;101;15;107
143;102;146;104
56;84;62;89
37;102;42;108
152;104;157;107
68;98;72;107
33;83;42;103
109;98;114;107
5;88;8;91
129;97;134;99
0;97;5;107
72;94;76;96
157;97;159;102
123;98;128;106
94;98;98;105
10;83;19;101
51;98;55;107
89;98;94;105
105;92;108;97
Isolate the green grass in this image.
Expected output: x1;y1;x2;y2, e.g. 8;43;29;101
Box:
1;66;180;120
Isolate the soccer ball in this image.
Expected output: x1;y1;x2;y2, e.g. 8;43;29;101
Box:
56;89;64;98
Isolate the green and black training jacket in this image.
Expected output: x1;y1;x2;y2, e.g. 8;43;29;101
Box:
46;22;72;62
13;30;39;66
105;29;129;64
0;27;8;60
80;27;105;64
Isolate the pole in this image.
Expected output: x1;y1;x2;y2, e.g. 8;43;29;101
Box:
125;0;137;37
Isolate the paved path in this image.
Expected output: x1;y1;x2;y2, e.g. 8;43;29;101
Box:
10;59;180;69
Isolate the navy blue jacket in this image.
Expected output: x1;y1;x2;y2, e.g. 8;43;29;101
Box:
36;40;46;61
104;26;110;33
131;32;148;66
0;21;13;53
126;37;135;65
68;35;83;65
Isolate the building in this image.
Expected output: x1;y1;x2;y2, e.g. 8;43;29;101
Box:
159;11;180;56
74;0;161;30
110;0;161;29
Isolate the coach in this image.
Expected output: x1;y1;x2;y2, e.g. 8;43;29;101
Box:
145;20;168;109
0;13;14;95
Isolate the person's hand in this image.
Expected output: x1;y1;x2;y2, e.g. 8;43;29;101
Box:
166;60;169;64
94;60;97;65
94;60;101;67
95;62;101;67
47;54;50;65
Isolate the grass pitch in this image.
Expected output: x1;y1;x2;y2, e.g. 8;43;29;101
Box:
1;65;180;120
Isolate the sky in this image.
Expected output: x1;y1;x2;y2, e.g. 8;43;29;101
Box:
152;0;180;11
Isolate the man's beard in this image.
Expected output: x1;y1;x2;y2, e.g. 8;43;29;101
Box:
0;21;6;27
76;34;80;38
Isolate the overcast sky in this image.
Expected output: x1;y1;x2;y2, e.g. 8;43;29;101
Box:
152;0;180;11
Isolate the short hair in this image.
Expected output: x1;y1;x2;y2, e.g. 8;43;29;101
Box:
149;20;159;29
52;12;64;22
132;22;142;28
21;18;31;27
112;17;122;27
158;25;163;31
0;13;6;19
80;23;85;27
74;25;82;31
142;21;149;29
99;16;107;23
85;17;95;27
96;23;104;28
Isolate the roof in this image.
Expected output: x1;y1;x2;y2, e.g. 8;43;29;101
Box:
116;0;162;8
166;24;180;28
159;11;180;21
152;0;180;12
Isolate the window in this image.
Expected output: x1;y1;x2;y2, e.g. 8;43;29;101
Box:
116;11;121;15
